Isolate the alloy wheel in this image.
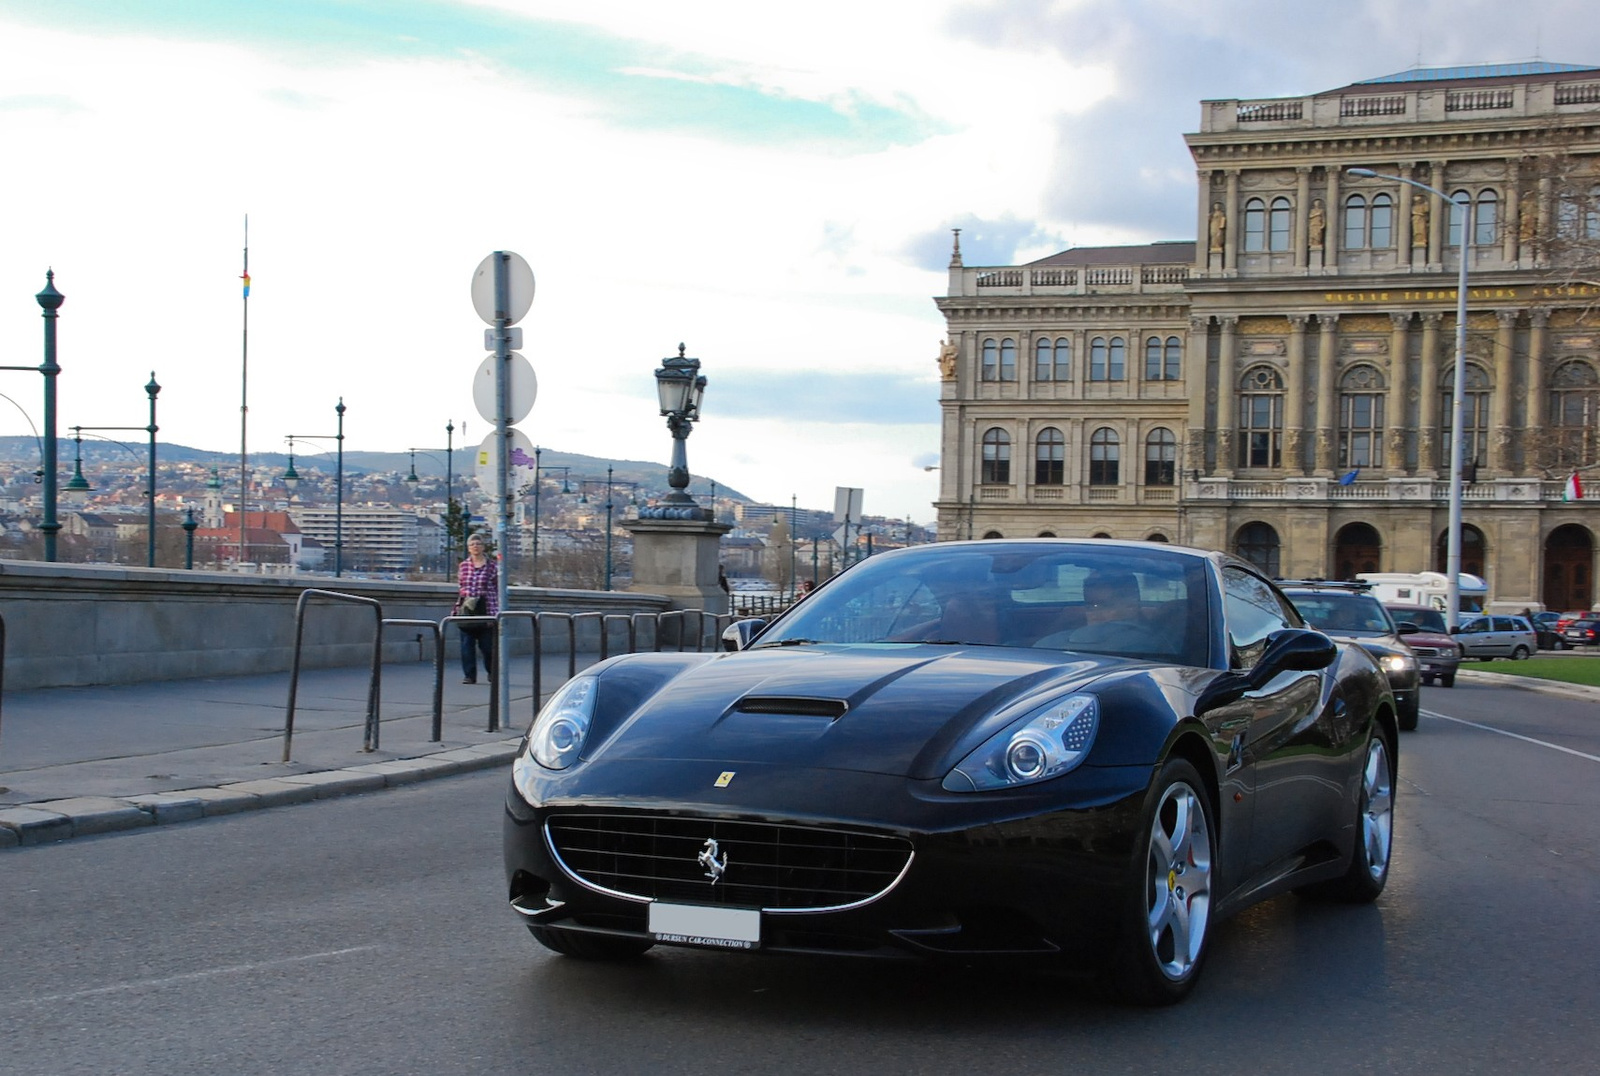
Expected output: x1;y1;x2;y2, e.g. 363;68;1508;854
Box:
1145;781;1213;981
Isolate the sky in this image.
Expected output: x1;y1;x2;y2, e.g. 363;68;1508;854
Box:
3;0;1599;523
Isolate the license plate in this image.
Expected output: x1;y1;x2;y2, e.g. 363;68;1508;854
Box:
648;902;760;950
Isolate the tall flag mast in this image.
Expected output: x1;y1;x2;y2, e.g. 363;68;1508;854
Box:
239;215;250;568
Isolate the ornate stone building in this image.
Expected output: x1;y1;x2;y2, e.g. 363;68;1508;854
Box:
933;62;1600;612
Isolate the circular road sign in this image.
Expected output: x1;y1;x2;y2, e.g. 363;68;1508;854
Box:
472;352;537;425
470;251;535;326
474;428;537;489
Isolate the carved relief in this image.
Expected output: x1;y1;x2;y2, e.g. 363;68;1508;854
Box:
1240;317;1291;334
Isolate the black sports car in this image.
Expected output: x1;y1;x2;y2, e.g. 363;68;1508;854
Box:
504;540;1398;1004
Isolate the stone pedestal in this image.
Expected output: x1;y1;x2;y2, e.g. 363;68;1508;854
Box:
623;514;733;613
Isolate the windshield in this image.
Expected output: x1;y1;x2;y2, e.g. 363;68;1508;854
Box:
1291;592;1395;635
1389;607;1446;633
755;542;1211;667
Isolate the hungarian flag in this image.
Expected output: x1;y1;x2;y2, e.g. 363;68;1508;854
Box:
1565;472;1584;501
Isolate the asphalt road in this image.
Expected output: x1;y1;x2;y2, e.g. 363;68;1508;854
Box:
2;679;1597;1076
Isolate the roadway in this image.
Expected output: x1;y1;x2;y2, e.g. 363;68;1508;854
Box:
1;676;1597;1074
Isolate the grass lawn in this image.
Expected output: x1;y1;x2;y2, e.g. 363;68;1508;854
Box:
1461;653;1600;687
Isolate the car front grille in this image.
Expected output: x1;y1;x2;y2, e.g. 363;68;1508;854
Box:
545;812;914;912
1410;645;1449;658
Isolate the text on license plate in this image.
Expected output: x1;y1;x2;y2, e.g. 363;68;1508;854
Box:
648;902;760;949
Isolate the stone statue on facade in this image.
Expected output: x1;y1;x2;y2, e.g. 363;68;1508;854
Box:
1208;203;1227;253
1519;199;1538;243
1411;196;1429;244
938;338;959;381
1308;199;1326;249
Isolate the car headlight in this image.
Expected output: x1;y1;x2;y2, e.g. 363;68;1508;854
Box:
943;694;1099;792
1380;654;1415;675
525;674;598;771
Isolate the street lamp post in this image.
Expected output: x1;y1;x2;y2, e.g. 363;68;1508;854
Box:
406;434;455;578
2;273;63;560
282;397;346;576
647;343;709;518
182;508;198;569
1349;168;1472;628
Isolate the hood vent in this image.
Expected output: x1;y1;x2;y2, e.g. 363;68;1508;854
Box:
735;696;849;720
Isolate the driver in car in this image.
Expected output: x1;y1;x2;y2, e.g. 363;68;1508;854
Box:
1039;570;1147;651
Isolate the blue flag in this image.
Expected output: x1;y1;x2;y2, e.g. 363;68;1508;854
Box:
1338;468;1359;486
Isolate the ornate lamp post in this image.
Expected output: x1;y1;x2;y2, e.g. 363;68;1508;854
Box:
182;508;198;569
60;372;161;566
1;273;63;559
406;433;455;578
646;343;709;519
282;398;346;576
1349;168;1472;628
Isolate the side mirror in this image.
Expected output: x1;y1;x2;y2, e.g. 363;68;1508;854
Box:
1448;625;1461;634
721;618;768;652
1197;628;1336;715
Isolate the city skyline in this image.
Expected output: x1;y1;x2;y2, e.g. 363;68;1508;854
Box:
4;1;1599;523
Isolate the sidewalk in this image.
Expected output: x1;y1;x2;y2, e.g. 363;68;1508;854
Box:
0;654;593;848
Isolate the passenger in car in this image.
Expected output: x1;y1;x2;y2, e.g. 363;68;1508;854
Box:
1037;571;1150;651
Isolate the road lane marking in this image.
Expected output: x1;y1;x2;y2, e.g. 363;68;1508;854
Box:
2;945;381;1008
1422;710;1600;764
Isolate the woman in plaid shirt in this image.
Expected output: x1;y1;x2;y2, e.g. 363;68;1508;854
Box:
456;534;499;683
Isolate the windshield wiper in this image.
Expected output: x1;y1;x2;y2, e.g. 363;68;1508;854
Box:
752;638;820;648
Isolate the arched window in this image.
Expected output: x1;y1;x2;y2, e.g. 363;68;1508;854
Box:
1269;197;1292;251
1034;427;1065;485
1145;427;1177;486
1108;337;1125;380
981;339;998;381
1238;365;1284;468
1548;360;1600;470
1339;364;1386;468
999;338;1017;381
1335;522;1382;579
1345;194;1368;250
1370;193;1393;248
1589;184;1600;240
1089;337;1110;380
1244;198;1266;252
1475;189;1498;246
1234;522;1281;578
1435;523;1486;579
1034;337;1071;381
1144;336;1180;381
981;428;1011;484
1089;428;1120;485
1442;362;1492;471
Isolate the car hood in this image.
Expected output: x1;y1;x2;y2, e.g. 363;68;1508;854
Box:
585;645;1124;780
1400;630;1456;649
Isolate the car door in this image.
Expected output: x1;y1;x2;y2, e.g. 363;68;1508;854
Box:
1457;617;1493;657
1220;567;1343;883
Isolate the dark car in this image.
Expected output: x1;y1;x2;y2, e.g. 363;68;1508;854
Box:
1530;611;1567;650
504;540;1398;1006
1281;582;1420;730
1562;618;1600;647
1383;604;1463;687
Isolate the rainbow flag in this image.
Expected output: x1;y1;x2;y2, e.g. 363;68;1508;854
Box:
241;271;251;298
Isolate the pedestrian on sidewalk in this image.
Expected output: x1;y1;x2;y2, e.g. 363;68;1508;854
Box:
456;534;499;684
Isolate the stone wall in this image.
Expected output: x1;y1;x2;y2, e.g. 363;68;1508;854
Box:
0;560;672;690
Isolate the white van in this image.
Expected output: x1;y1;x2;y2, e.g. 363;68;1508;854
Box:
1356;571;1488;616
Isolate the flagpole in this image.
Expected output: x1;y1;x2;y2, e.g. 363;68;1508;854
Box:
240;215;249;569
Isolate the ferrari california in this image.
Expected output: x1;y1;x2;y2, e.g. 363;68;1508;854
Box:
503;539;1398;1004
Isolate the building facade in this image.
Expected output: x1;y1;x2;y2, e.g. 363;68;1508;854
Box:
933;62;1600;612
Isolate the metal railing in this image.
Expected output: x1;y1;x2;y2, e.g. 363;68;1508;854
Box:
284;589;384;762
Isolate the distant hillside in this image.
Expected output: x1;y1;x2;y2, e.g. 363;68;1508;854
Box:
0;436;751;503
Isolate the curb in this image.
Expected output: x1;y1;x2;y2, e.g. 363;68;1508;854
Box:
0;739;524;849
1454;667;1600;702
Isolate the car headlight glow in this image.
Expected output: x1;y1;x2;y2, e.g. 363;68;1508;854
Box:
943;694;1099;792
1380;654;1415;675
526;675;598;770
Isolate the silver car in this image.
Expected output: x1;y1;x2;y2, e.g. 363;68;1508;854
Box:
1454;615;1537;661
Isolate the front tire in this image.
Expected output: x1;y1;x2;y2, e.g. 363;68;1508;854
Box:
527;924;655;960
1440;672;1456;687
1306;728;1394;903
1111;758;1215;1006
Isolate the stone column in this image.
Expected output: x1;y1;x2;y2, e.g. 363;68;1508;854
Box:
1196;170;1214;272
1324;167;1341;272
1418;312;1443;476
1285;315;1310;473
1504;181;1523;264
1186;316;1210;474
1491;310;1517;475
1427;161;1447;269
1396;163;1415;258
1315;314;1340;474
1215;317;1239;474
1388;313;1412;472
1223;170;1241;274
1526;307;1550;470
1294;167;1311;271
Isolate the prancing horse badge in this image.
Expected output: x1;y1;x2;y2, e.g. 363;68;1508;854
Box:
714;771;735;788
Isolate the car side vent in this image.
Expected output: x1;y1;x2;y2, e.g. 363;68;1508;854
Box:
735;696;849;719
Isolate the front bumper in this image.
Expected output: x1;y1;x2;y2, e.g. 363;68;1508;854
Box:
503;758;1153;964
